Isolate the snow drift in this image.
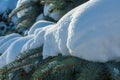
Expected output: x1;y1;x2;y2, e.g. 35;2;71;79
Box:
66;0;120;62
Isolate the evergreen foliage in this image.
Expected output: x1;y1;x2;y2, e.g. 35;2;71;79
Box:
9;0;43;35
1;50;120;80
1;0;120;80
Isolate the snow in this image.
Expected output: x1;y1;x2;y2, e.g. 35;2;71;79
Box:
54;8;76;56
28;26;48;49
0;0;120;68
0;35;33;67
0;37;21;54
28;20;55;35
0;33;21;67
21;38;34;52
22;23;55;52
0;21;55;68
6;35;33;63
21;20;55;51
44;3;54;17
16;6;33;18
0;33;21;46
11;15;18;24
66;0;120;62
43;3;63;21
36;13;45;21
42;0;120;62
42;24;60;59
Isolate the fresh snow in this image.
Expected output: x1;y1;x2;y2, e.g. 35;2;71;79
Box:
6;35;33;63
0;33;21;67
44;0;120;62
11;15;18;24
0;33;21;46
28;20;55;35
66;0;120;62
0;35;33;67
0;21;55;68
23;23;56;51
0;37;21;54
0;0;120;68
36;13;45;21
42;24;60;59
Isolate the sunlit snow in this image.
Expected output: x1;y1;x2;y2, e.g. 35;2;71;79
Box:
0;0;120;68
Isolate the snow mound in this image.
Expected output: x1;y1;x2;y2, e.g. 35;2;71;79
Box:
42;24;60;59
66;0;120;62
0;21;55;68
1;0;120;68
0;33;21;46
0;35;33;67
0;37;21;54
22;23;55;52
6;35;33;63
28;20;55;35
43;0;120;62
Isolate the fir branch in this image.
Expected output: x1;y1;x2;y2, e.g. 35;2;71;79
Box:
3;62;32;75
0;47;42;76
31;56;83;80
9;1;40;20
16;47;42;62
15;13;36;29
